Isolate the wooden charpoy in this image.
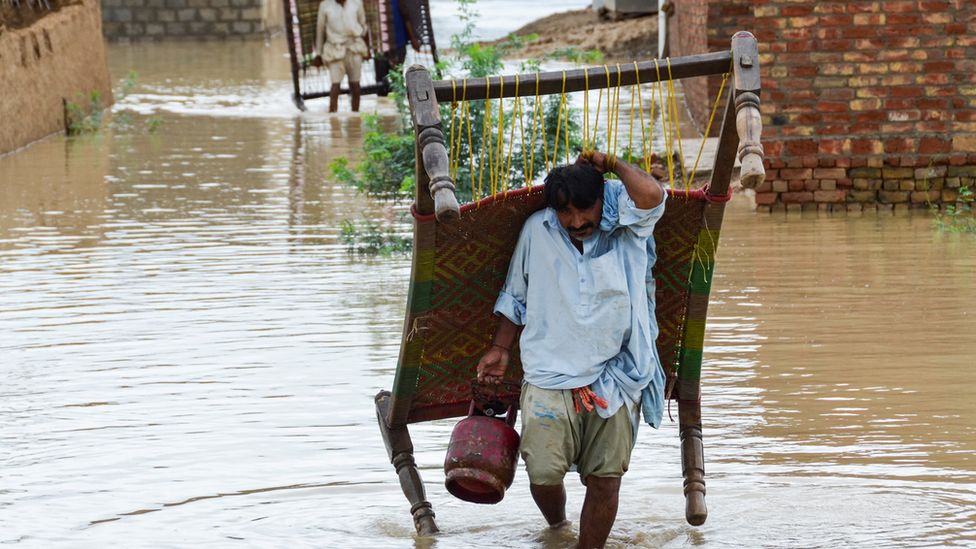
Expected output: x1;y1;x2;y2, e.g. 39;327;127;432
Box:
376;32;765;535
281;0;439;110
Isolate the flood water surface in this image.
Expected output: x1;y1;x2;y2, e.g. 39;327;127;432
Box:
2;40;976;548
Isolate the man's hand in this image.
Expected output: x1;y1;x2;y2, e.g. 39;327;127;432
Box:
311;55;324;68
476;345;509;385
576;151;611;174
411;37;422;52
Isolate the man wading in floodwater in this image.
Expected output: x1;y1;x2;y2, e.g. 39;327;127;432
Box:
313;0;370;112
477;150;667;549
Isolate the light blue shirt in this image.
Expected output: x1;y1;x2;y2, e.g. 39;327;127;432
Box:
494;180;667;430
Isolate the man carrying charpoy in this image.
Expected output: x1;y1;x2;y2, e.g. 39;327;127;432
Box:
477;150;667;549
313;0;371;113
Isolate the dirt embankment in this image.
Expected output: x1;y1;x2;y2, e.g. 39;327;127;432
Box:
0;0;80;32
0;0;112;153
493;8;659;63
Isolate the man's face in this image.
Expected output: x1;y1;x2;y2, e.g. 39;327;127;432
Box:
556;198;602;242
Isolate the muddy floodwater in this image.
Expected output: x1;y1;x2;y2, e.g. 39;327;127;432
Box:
2;37;976;548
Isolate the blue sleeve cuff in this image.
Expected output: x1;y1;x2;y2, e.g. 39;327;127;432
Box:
493;291;526;326
618;192;666;237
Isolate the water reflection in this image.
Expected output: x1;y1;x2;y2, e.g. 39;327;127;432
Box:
1;39;975;548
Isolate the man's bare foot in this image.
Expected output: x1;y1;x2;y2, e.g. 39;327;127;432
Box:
550;519;572;530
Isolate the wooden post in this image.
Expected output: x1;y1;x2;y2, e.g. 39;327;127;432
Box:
430;52;732;101
375;391;439;536
731;31;765;189
678;392;707;526
406;65;459;223
281;0;306;111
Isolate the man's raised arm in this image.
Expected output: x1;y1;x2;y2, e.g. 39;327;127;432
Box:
581;151;664;209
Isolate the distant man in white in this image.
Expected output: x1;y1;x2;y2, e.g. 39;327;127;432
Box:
313;0;371;112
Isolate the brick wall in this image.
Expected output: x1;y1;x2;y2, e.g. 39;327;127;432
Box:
670;0;708;118
101;0;267;40
671;0;976;212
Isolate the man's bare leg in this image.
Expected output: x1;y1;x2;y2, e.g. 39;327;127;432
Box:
530;482;568;528
329;83;341;112
577;476;620;549
350;81;361;112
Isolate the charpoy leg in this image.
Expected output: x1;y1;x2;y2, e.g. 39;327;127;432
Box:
678;397;707;526
375;391;438;536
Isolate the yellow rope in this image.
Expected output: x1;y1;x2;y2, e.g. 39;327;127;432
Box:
449;79;457;180
610;63;623;168
666;58;689;192
687;70;729;188
531;73;546;182
464;87;474;200
617;65;644;162
552;71;567;171
591;66;605;155
564;84;571;165
654;59;675;188
633;61;651;173
505;74;522;195
478;76;492;201
582;68;590;155
493;75;505;196
602;65;611;160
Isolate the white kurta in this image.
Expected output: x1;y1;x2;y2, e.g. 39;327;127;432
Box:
314;0;369;63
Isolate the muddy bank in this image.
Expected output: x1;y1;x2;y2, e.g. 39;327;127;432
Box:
0;0;112;154
492;8;659;62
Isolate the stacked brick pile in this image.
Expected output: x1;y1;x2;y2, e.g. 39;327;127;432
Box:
670;0;976;212
102;0;265;39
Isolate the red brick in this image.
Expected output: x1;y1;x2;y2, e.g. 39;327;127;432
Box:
814;167;848;179
785;140;818;156
814;190;848;202
780;168;813;180
919;137;951;154
782;191;814;203
884;137;917;154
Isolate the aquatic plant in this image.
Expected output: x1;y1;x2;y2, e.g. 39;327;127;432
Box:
65;71;163;136
65;91;105;135
932;185;976;234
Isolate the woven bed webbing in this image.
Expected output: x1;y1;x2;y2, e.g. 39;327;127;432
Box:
387;185;717;427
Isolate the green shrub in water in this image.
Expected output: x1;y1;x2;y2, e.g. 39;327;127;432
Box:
932;185;976;234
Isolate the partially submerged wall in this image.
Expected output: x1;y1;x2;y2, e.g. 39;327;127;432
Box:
101;0;275;40
0;0;113;154
670;0;976;212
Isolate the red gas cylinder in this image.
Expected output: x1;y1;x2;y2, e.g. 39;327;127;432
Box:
444;401;520;504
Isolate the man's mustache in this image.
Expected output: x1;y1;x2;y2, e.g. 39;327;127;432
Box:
568;223;593;232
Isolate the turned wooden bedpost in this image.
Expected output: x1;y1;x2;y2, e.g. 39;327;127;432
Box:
730;31;765;190
375;391;439;536
406;65;460;223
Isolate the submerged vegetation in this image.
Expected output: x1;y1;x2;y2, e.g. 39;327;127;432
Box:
932;185;976;234
64;71;163;136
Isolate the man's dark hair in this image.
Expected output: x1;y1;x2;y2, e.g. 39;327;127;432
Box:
543;164;605;210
